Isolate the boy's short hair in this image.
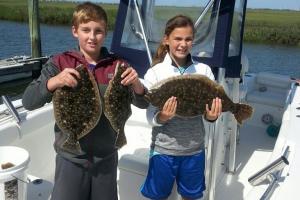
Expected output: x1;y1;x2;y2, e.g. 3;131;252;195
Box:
72;2;107;29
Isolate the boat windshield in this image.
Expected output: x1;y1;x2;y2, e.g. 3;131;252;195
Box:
120;0;219;60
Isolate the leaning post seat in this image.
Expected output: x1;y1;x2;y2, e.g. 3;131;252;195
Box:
246;72;292;108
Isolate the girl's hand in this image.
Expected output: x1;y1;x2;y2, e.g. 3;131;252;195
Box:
205;97;222;121
47;68;81;92
158;96;177;123
121;66;145;95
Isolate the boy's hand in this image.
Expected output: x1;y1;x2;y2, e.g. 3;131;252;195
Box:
158;96;177;123
205;97;222;121
47;68;81;92
120;66;145;95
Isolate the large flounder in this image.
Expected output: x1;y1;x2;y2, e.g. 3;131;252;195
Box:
104;62;132;149
144;74;253;124
53;64;102;154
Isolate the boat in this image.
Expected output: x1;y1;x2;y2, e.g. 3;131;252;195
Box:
0;0;299;199
0;55;49;83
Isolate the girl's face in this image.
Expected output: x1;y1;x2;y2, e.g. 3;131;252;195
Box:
164;26;194;66
72;20;106;61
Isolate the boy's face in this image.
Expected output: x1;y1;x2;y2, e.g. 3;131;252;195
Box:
164;26;193;65
72;20;107;59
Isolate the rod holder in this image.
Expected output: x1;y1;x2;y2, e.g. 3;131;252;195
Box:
1;95;21;123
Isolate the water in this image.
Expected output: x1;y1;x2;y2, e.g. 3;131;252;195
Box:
0;20;300;100
0;20;112;58
243;43;300;78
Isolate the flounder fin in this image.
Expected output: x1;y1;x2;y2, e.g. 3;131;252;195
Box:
114;61;121;74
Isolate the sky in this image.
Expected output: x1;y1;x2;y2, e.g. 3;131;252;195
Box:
247;0;300;10
78;0;300;11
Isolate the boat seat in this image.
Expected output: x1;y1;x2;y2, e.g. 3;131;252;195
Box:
246;90;287;107
119;149;149;176
246;72;291;107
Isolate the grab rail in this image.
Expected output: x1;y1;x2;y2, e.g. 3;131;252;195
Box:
1;95;21;123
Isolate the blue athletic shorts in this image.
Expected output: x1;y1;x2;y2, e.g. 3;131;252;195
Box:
141;151;206;200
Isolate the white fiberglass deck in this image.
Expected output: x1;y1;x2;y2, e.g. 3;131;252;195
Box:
215;124;276;200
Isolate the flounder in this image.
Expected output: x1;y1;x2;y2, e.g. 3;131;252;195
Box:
104;62;132;149
53;64;102;154
144;74;253;124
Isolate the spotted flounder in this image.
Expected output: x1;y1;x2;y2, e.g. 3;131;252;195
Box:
104;62;132;149
53;65;102;154
144;74;253;124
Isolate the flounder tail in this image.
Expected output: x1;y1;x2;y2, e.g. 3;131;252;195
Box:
62;134;83;155
143;92;151;103
233;103;254;124
115;129;127;149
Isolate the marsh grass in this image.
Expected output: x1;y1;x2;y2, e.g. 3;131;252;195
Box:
0;0;117;29
245;9;300;46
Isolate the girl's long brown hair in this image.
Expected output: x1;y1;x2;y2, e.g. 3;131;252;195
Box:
151;15;195;67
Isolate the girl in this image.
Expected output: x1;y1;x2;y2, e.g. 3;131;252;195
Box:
141;15;222;200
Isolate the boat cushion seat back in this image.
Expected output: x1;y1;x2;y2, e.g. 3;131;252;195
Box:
256;72;291;89
246;90;287;107
246;72;291;107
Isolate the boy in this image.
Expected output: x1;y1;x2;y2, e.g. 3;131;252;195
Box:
22;2;148;200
